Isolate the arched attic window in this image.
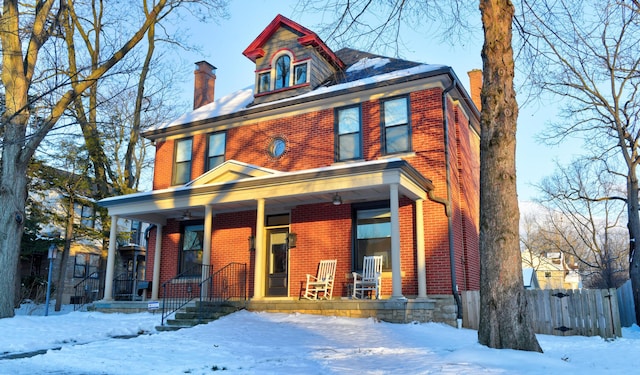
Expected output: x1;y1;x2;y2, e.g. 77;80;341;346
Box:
256;50;309;94
275;54;291;89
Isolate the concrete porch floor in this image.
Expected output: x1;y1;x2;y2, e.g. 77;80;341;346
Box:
92;295;458;326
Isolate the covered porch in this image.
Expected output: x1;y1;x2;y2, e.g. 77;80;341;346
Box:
98;158;443;306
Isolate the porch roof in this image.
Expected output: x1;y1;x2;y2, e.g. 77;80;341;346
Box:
98;158;434;225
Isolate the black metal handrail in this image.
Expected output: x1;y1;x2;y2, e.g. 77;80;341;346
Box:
161;264;214;325
209;262;248;302
73;271;104;311
196;262;247;323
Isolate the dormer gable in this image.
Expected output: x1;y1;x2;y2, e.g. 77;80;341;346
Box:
243;14;345;105
186;160;278;187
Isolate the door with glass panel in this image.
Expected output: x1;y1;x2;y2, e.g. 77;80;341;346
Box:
266;228;289;296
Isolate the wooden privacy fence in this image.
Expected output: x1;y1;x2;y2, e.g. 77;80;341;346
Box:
461;288;622;339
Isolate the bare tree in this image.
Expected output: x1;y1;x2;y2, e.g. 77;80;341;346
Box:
534;158;628;289
0;0;225;319
516;0;640;322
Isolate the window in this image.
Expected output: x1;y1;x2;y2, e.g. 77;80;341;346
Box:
173;138;193;185
74;253;100;278
294;63;307;85
255;52;309;94
74;203;95;228
180;223;204;275
335;105;362;161
382;97;411;154
207;132;226;171
275;55;291;90
258;72;270;93
354;206;391;271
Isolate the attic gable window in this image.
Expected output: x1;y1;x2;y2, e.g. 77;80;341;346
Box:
255;51;309;95
275;55;291;89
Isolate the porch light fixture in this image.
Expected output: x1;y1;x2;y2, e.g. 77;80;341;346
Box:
248;235;255;251
332;193;342;206
181;210;193;220
287;233;297;248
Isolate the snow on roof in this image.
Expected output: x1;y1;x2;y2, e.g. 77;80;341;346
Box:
346;57;391;72
147;62;447;133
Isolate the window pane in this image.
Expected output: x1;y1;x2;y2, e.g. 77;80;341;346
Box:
386;125;410;153
175;139;192;162
275;55;290;89
258;73;270;93
294;64;307;85
338;107;360;134
174;162;191;185
208;133;225;157
208;156;224;170
339;133;360;160
384;98;408;126
183;225;204;251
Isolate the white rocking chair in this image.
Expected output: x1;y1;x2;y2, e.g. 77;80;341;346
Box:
352;255;383;299
303;259;337;300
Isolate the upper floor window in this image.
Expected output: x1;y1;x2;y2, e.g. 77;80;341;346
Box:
255;51;309;94
382;97;411;154
173;138;192;185
335;105;362;161
207;132;226;171
73;253;100;278
74;203;95;228
275;55;291;90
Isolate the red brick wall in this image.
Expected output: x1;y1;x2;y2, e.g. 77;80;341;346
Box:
149;85;480;297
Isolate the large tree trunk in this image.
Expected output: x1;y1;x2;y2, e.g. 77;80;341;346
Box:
627;168;640;324
477;0;542;351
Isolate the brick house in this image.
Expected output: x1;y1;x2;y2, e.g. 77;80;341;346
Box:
99;15;481;324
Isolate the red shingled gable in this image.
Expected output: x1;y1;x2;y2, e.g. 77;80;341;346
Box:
242;14;345;70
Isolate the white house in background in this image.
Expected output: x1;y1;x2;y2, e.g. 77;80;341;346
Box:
522;268;540;290
522;251;582;290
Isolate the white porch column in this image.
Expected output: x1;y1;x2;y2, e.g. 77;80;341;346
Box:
201;205;214;297
252;198;266;299
151;224;163;300
390;184;404;299
103;215;119;301
416;199;428;298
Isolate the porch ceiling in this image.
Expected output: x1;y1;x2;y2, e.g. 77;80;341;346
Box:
99;158;433;225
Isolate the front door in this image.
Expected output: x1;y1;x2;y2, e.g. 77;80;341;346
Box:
266;228;288;296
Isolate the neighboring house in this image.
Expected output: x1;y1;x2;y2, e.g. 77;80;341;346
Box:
522;268;540;290
522;251;582;290
21;167;149;305
99;15;481;323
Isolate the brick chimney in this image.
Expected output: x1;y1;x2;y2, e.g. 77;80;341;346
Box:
193;61;216;109
467;69;482;111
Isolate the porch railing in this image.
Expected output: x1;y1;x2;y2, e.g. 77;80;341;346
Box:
161;264;214;325
72;271;104;311
161;263;247;325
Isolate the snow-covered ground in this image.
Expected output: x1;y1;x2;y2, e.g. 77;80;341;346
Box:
1;303;639;374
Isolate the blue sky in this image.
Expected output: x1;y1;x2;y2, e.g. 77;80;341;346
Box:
172;0;578;202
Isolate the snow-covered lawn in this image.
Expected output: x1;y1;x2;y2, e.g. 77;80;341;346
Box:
1;303;639;374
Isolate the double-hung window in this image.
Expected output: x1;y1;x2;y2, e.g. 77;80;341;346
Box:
382;97;411;154
180;223;204;275
207;132;226;171
335;105;362;161
173;138;193;185
73;253;100;278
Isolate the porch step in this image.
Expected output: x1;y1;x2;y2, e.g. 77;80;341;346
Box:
157;302;242;331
